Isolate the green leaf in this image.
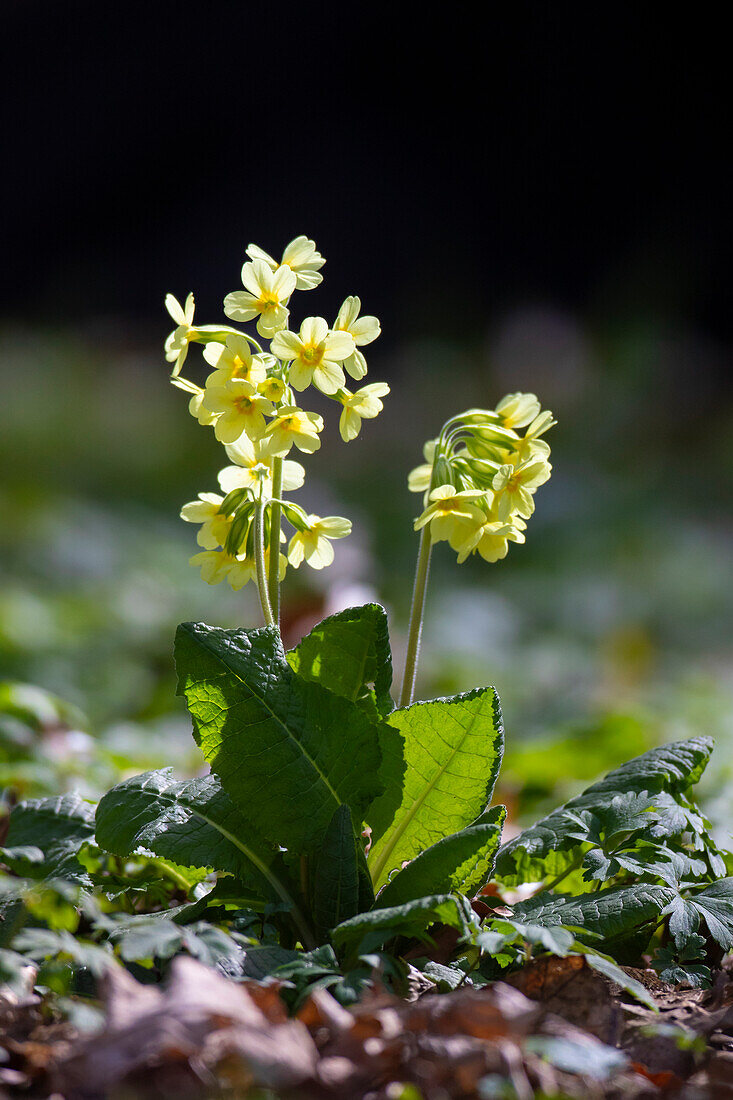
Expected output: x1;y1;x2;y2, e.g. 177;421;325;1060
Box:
652;934;711;988
514;884;675;957
174;622;384;850
13;928;112;977
95;768;292;907
685;878;733;951
582;950;658;1008
524;1034;628;1080
375;806;506;909
287;604;394;717
4;794;96;884
312;805;362;942
0;947;34;997
332;893;477;956
367;687;504;889
496;737;714;886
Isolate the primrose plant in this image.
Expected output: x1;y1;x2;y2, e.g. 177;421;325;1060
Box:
166;235;554;706
4;236;729;1003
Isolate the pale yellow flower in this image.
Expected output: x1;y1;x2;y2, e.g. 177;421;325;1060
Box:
202;334;267;388
258;376;288;402
457;520;517;563
202;379;274;444
492;459;552;520
287;515;352;570
246;236;326;291
190;547;287;591
496;392;541;430
180;493;231;549
408;440;437;499
164;295;235;376
499;409;556;466
223;259;296;337
334;296;381;380
263;406;324;457
414;485;487;545
338;383;390;441
271;317;355;395
217;435;305;495
164;293;196;376
170;375;218;427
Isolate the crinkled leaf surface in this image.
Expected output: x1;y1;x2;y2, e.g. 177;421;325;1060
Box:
496;737;713;886
287;603;394;717
4;794;95;884
367;687;504;889
514;884;675;950
375;806;506;909
332;893;477;955
95;768;292;905
175;622;384;850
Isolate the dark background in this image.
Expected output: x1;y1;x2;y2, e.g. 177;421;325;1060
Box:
3;3;730;342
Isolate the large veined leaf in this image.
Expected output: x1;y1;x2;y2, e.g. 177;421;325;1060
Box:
95;769;292;907
332;893;477;956
312;805;363;942
367;687;504;889
496;737;714;886
375;806;506;910
3;794;96;884
287;603;394;717
175;623;384;851
513;884;676;952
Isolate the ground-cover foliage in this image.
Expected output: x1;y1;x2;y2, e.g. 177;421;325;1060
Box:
2;238;732;1096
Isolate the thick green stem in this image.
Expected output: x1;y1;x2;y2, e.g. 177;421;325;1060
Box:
254;498;274;627
399;525;433;707
267;457;283;626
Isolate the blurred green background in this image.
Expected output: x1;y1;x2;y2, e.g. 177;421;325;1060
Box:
1;4;731;844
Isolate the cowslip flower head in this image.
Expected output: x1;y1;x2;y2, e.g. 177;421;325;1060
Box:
334;296;381;380
180;493;231;550
217;435;305;495
271;317;355;396
338;383;390;441
414;485;487;545
202;379;274;444
223;259;297;337
203;334;267;388
246;236;326;291
492;459;551;520
263;406;324;456
287;515;352;570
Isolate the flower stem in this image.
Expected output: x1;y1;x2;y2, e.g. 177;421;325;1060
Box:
254;497;274;627
267;457;283;626
399;525;433;707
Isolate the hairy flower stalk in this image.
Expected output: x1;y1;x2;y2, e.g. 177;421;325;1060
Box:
267;456;283;623
400;399;555;704
168;236;387;631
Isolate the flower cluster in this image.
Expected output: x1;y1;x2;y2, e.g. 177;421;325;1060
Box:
409;393;555;564
165;237;388;603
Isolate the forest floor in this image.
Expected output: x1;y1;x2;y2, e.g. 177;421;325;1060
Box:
2;953;733;1098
